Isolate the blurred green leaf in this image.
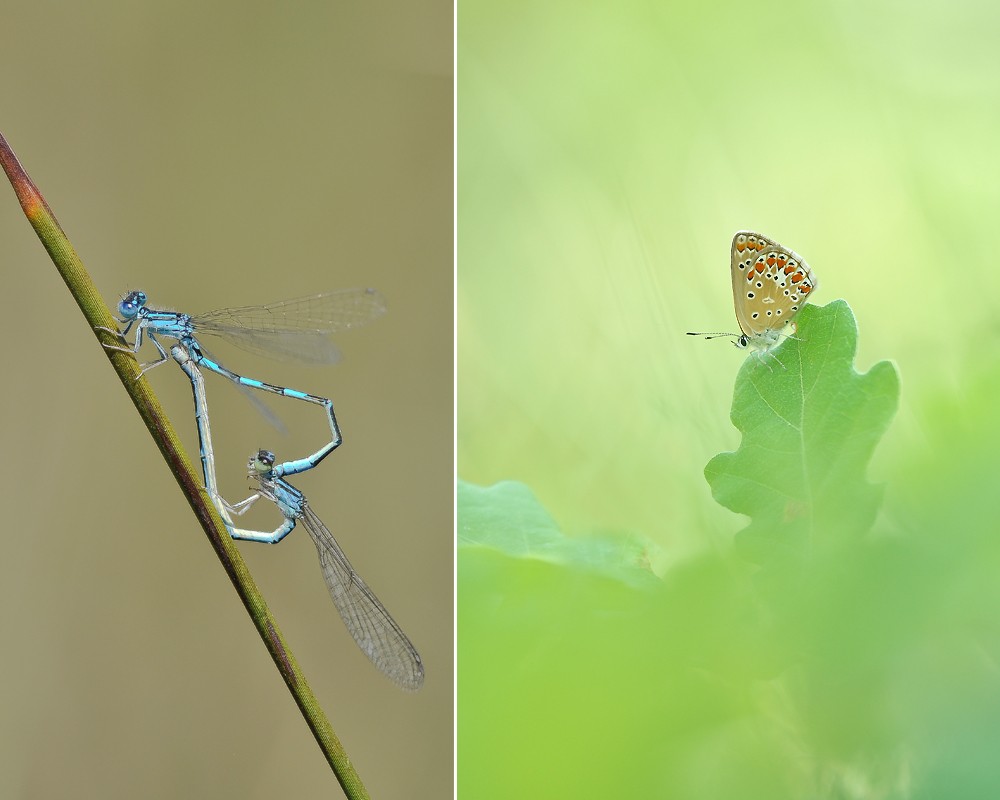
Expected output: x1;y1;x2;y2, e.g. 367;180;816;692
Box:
705;301;899;561
458;480;782;798
458;480;658;588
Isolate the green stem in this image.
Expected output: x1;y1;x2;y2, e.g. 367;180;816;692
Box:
0;130;370;800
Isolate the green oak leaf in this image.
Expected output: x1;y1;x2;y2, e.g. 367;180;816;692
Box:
705;300;899;562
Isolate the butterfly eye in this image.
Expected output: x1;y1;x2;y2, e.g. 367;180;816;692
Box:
735;335;750;348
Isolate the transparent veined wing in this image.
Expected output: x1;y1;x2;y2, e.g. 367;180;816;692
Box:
193;288;388;365
301;503;424;690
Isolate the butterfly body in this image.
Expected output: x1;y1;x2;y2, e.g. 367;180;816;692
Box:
689;231;819;361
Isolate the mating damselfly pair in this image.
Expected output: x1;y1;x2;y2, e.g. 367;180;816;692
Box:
101;288;424;691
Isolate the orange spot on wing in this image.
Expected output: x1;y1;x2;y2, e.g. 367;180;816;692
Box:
800;284;811;293
766;255;776;267
791;271;803;282
783;265;795;274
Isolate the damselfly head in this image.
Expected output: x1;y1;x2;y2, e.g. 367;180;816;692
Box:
249;449;276;476
119;290;148;320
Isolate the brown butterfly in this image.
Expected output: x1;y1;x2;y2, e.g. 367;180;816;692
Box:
688;231;818;358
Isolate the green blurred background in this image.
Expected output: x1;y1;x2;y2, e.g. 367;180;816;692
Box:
460;0;1000;537
1;2;451;798
459;0;1000;795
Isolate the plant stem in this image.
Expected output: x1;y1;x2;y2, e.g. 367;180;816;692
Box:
0;129;370;800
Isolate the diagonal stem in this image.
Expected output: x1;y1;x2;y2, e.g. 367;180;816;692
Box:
0;129;370;800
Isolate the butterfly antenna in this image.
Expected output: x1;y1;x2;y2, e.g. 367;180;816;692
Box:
686;331;738;341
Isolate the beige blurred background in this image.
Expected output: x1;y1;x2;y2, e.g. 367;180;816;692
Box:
1;2;452;798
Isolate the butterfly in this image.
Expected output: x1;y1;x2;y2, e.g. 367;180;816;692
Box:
688;231;818;358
